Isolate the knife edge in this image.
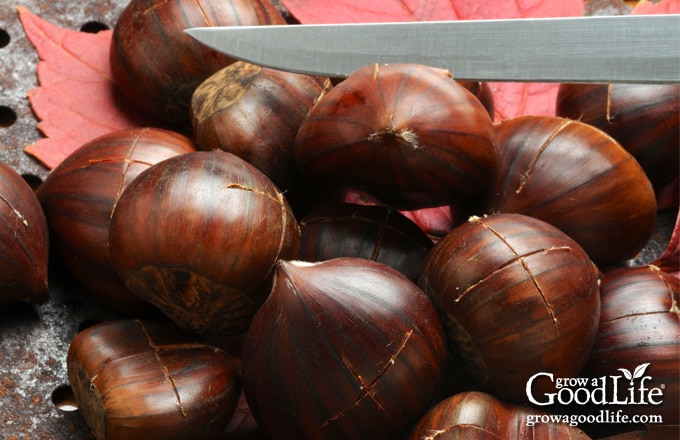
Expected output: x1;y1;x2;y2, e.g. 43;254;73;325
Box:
185;15;680;84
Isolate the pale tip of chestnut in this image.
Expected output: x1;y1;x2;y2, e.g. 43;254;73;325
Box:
281;260;318;268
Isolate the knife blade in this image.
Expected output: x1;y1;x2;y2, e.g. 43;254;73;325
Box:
185;14;680;84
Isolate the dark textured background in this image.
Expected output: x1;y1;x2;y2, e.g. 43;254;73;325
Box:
0;0;672;439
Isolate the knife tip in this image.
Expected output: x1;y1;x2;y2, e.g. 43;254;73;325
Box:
183;27;218;49
183;27;200;37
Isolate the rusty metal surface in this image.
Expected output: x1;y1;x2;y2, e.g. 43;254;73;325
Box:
0;0;675;439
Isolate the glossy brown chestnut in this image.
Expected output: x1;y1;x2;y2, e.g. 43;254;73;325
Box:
37;128;196;316
409;391;592;439
482;115;657;266
457;80;495;119
582;265;679;427
326;77;494;118
0;161;49;305
557;83;680;189
294;63;497;210
241;258;448;440
298;202;433;280
67;319;241;440
191;61;331;206
420;213;600;402
108;150;300;336
110;0;285;128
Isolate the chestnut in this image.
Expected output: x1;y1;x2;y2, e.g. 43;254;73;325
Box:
0;161;49;305
326;77;494;118
37;128;196;316
298;202;434;281
110;0;285;128
108;150;300;337
67;319;241;440
457;80;495;119
191;61;331;207
294;63;497;210
557;83;680;190
420;213;600;402
221;391;264;440
582;265;679;427
241;258;448;440
482;115;657;266
409;391;592;439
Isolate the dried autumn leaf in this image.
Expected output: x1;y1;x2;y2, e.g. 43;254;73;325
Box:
18;7;155;169
281;0;585;120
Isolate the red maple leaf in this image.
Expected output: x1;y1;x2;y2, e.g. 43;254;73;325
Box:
18;7;155;169
281;0;584;22
282;0;586;120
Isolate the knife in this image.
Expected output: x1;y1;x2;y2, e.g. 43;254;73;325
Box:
185;14;680;84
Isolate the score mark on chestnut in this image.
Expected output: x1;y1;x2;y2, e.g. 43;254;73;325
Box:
420;213;601;402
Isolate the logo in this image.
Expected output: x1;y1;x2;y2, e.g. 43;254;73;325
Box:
526;363;665;406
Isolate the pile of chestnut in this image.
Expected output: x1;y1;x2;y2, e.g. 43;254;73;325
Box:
1;0;678;439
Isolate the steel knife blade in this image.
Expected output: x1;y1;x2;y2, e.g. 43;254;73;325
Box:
185;14;680;84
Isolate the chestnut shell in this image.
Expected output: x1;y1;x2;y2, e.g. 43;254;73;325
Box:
483;115;657;266
458;80;495;119
0;161;49;305
110;0;285;127
241;258;448;440
420;213;600;402
37;128;196;316
298;202;433;281
557;83;680;190
67;319;241;440
191;61;330;205
582;265;680;426
408;391;592;439
109;150;300;336
294;63;497;209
